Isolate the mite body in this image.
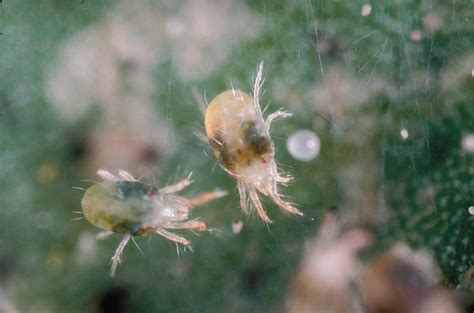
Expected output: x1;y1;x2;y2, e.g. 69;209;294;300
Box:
81;169;225;276
205;63;302;223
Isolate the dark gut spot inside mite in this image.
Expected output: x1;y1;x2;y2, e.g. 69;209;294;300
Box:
241;120;271;155
209;133;237;169
209;121;272;170
112;221;149;236
115;181;156;199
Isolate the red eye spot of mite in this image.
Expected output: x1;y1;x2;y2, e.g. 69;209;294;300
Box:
149;191;158;197
261;158;267;164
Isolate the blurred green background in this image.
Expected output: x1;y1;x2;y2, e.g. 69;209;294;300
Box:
0;0;472;312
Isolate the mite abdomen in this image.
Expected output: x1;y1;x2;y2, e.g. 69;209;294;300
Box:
81;182;155;235
205;90;272;172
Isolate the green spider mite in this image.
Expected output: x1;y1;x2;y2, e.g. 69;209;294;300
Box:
80;169;226;276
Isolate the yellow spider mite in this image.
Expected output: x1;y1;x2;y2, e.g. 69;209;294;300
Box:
204;63;303;223
81;169;225;276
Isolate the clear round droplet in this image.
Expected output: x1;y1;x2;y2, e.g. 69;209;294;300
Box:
361;4;372;16
461;133;474;153
287;129;320;161
400;128;409;140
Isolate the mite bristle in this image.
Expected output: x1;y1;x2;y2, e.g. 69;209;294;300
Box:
131;237;144;255
79;179;99;184
72;186;87;191
206;227;223;236
192;86;207;115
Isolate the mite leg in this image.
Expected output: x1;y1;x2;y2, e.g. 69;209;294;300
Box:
275;174;293;184
186;190;227;206
265;110;292;131
97;169;119;182
156;228;190;246
192;86;207;115
97;230;114;240
252;62;265;120
237;180;249;214
159;174;193;195
110;234;131;277
118;170;136;181
271;162;293;184
166;220;207;232
249;187;271;223
272;194;303;216
269;184;303;216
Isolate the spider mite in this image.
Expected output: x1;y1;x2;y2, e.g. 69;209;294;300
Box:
204;63;302;223
80;169;226;276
